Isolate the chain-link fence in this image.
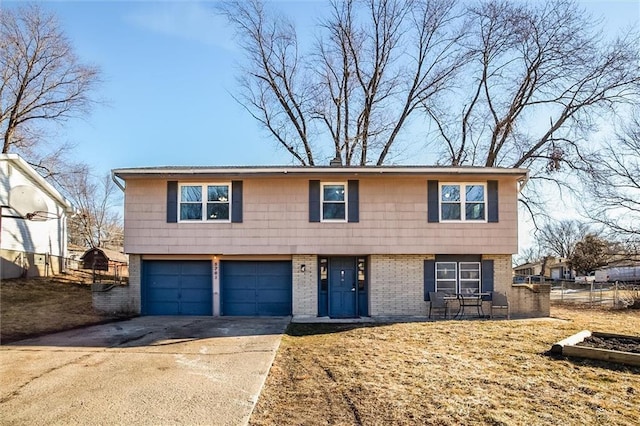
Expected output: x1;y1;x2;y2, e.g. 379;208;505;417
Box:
550;280;640;308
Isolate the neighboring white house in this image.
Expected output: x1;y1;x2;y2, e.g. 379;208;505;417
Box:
0;154;74;278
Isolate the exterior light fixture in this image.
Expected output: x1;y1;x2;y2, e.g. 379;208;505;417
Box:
300;264;306;273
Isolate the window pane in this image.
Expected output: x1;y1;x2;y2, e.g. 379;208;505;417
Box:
465;203;485;220
208;185;229;202
441;185;460;202
436;263;457;279
323;185;345;201
323;203;345;220
436;282;456;293
358;258;366;290
466;185;484;202
181;185;202;202
460;270;480;279
180;203;202;220
207;203;229;220
320;258;328;292
441;204;461;220
460;281;480;293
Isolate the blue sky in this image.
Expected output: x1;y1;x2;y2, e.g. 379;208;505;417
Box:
4;0;639;178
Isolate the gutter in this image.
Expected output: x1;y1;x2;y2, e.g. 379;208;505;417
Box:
113;165;530;180
111;169;125;192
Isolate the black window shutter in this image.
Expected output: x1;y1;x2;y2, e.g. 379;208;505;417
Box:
482;259;494;300
231;181;243;223
424;259;436;301
488;180;499;222
348;180;359;223
309;180;320;222
167;181;178;223
427;180;439;223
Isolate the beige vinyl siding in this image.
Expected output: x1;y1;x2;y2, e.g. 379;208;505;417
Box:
123;175;519;255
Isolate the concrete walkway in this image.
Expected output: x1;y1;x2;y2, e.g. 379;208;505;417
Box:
0;316;290;425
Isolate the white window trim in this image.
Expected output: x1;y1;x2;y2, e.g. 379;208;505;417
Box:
439;182;487;223
178;182;231;223
320;181;348;222
458;261;482;294
435;262;457;293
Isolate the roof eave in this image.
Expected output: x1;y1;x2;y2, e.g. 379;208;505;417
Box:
113;166;529;180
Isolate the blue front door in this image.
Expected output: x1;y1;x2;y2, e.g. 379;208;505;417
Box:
329;257;357;318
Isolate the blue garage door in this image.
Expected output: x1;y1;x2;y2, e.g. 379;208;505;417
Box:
221;261;292;316
143;260;212;315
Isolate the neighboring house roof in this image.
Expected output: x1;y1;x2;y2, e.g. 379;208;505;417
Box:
80;247;128;264
113;165;529;178
0;154;73;213
513;262;537;271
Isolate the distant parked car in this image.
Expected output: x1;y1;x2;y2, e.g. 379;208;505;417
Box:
575;272;596;283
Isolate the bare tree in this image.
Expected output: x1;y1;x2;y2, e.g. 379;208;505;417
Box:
536;219;589;259
586;109;640;239
62;169;123;249
219;0;465;165
428;0;639;211
0;5;100;170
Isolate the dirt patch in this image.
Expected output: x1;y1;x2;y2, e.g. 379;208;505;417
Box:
250;306;640;426
1;270;130;343
578;335;640;354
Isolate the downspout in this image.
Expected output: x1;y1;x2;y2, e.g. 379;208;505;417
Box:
111;170;125;192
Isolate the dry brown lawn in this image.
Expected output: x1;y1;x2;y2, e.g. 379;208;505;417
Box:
0;270;126;343
251;306;640;426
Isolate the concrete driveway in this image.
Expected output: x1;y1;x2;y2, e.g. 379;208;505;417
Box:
0;316;290;425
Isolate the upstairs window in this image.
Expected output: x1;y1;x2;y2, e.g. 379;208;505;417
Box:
179;183;230;222
321;183;347;221
440;183;486;221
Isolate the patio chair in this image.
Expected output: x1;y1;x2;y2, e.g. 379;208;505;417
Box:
490;291;510;319
428;292;450;319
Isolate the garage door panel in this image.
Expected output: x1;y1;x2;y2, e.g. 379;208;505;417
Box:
148;262;181;274
143;260;212;315
224;289;256;301
146;301;180;315
257;262;289;275
148;288;180;300
222;261;292;316
180;288;211;299
259;288;289;303
258;302;289;316
257;277;288;289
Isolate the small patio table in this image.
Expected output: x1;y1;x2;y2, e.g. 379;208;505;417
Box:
453;292;490;319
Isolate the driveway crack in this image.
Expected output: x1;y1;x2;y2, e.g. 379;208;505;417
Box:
0;353;93;404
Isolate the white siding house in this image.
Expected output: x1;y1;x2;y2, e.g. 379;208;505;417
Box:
0;154;74;278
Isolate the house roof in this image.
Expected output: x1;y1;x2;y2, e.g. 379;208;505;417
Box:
113;165;529;181
0;154;73;212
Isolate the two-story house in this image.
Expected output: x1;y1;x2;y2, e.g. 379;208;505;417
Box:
96;165;549;318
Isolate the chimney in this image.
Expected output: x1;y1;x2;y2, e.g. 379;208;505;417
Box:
329;156;342;167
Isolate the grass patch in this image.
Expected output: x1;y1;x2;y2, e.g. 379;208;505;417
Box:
1;270;129;343
251;307;640;426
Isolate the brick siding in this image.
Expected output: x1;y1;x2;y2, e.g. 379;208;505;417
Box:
292;255;317;316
